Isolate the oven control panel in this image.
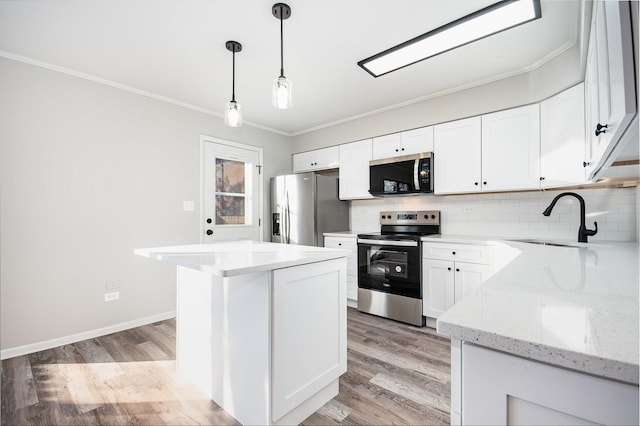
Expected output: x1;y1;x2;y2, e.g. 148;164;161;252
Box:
379;210;440;226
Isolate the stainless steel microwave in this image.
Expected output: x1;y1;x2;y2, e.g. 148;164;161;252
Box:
369;152;433;196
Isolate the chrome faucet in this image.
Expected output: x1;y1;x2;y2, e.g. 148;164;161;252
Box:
542;192;597;243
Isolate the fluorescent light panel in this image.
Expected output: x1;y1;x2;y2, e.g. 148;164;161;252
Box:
358;0;542;77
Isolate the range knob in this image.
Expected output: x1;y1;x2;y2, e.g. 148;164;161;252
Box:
431;214;436;219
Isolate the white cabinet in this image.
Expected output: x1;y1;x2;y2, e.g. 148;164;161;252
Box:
584;0;636;179
293;146;340;173
540;83;587;188
338;139;373;199
434;106;540;194
460;342;639;425
434;117;482;194
324;235;358;301
481;104;540;192
272;259;347;422
422;242;491;319
372;126;433;160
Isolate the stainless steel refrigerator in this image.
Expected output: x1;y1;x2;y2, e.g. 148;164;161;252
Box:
271;173;349;246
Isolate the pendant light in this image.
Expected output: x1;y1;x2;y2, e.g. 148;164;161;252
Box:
272;3;292;109
224;40;243;127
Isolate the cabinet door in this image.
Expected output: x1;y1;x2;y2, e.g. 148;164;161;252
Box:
339;139;373;199
584;0;637;179
540;83;586;188
272;259;347;421
462;343;639;425
372;133;402;159
423;259;455;318
293;146;340;173
434;117;482;194
401;126;434;155
454;262;490;304
481;104;540;192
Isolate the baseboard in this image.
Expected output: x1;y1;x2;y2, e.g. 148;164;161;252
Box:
0;311;176;360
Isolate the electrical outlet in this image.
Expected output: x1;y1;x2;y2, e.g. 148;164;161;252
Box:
104;291;120;302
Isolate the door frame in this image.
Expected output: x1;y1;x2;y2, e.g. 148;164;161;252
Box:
199;135;264;243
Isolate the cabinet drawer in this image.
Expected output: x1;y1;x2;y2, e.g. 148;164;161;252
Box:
422;243;490;264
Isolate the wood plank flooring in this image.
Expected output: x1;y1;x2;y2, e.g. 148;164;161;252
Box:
2;308;450;425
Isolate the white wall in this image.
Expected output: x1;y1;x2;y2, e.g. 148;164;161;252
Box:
291;43;583;153
0;58;292;354
351;187;637;242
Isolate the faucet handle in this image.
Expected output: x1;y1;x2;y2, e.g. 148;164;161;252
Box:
584;221;598;237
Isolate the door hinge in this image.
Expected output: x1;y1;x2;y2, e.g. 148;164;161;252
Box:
259;218;261;226
256;165;262;175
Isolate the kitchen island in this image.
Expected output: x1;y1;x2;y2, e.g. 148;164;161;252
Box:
135;241;348;425
435;238;639;425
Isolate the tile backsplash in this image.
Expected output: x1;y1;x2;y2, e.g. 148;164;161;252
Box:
350;187;638;242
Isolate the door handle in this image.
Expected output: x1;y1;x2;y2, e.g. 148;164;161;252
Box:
206;229;213;235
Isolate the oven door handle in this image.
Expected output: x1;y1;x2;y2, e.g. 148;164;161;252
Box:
357;239;418;247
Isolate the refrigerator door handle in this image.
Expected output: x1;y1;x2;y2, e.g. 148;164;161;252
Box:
284;191;291;244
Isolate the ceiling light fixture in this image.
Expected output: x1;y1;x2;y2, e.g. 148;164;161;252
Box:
358;0;542;77
224;40;243;127
272;3;292;109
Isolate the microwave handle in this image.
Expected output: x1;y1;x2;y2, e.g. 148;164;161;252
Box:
414;159;420;190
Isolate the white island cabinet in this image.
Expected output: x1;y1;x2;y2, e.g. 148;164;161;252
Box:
437;240;639;425
135;241;348;425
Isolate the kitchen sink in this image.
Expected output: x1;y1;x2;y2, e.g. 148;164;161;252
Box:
506;239;579;248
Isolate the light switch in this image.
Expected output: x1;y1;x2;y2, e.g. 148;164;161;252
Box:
183;201;194;212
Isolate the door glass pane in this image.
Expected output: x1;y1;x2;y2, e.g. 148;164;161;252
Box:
215;196;245;224
215;158;247;225
216;159;245;193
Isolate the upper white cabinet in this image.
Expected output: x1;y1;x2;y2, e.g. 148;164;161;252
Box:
481;104;540;192
339;139;373;199
540;83;587;188
372;126;433;160
584;0;636;179
434;117;482;194
434;106;540;195
293;146;340;173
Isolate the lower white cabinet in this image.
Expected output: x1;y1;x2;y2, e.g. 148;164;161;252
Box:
422;242;491;319
459;342;639;425
272;260;347;422
325;235;358;301
423;259;490;318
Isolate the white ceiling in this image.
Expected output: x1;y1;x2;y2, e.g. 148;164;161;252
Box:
0;0;585;136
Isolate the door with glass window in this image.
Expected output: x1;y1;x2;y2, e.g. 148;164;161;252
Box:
202;139;262;242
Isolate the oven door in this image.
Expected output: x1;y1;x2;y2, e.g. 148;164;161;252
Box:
357;239;421;298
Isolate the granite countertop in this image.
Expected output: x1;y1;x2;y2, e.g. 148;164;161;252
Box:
135;241;349;277
436;238;639;385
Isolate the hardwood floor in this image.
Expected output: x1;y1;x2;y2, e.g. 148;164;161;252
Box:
2;308;450;425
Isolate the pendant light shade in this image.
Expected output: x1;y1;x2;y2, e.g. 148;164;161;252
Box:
224;40;243;127
272;3;292;109
224;100;242;127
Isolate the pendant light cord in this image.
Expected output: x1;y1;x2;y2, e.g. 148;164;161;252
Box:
279;4;285;78
231;49;236;102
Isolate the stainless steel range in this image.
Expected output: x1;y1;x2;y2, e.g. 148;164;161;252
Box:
357;210;441;326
